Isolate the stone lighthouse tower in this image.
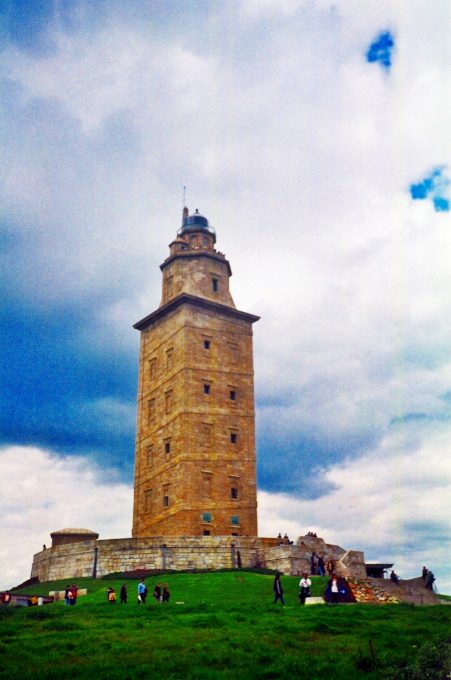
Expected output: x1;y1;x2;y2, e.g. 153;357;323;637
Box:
132;207;259;537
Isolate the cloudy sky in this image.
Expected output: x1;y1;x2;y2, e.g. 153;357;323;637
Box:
1;0;450;592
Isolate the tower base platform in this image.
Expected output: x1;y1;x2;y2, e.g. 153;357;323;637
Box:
31;532;367;582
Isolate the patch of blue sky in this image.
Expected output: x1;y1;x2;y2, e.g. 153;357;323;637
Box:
410;166;450;212
0;0;57;54
366;31;395;71
0;301;136;476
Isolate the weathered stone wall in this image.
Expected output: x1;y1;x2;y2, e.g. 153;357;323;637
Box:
133;294;259;537
31;534;367;583
31;536;261;582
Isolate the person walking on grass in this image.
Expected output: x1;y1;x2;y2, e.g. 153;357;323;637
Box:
137;579;146;604
299;572;312;605
153;583;162;602
273;572;285;605
120;584;127;604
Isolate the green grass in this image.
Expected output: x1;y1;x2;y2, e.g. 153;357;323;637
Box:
1;572;450;679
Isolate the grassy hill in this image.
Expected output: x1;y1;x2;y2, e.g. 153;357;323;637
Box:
1;572;450;679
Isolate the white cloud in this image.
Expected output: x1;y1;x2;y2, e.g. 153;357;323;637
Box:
0;446;132;590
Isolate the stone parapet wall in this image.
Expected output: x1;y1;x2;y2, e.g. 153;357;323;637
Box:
32;536;261;582
31;534;367;583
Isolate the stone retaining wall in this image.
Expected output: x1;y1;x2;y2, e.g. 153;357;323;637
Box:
31;534;367;582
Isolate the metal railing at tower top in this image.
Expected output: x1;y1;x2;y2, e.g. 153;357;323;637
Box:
177;223;216;238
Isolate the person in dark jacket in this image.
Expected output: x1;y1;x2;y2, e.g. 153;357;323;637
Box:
153;583;162;602
273;573;285;605
425;571;435;590
120;584;127;604
310;552;317;575
162;585;170;603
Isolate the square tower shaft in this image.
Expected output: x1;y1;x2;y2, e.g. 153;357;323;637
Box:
132;210;259;537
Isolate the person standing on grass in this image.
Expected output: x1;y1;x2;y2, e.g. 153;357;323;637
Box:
162;584;170;603
69;584;78;605
317;555;325;576
299;572;312;605
137;579;146;604
329;573;339;605
273;572;285;605
64;585;71;605
108;588;116;603
120;584;127;604
153;583;162;602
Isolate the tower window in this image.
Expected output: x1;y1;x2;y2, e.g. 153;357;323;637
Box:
144;489;152;513
231;487;238;500
146;444;153;467
204;339;211;350
201;423;212;447
203;383;211;395
212;277;219;293
230;432;238;444
164;438;171;455
149;358;157;379
166;348;174;370
202;473;212;498
229;390;236;401
231;515;240;526
203;530;211;536
165;390;173;413
163;484;170;508
148;398;156;422
202;512;212;523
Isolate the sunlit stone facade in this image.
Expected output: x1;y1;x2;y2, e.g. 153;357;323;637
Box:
132;208;259;537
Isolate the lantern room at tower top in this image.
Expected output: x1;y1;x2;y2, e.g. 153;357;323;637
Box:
178;207;216;240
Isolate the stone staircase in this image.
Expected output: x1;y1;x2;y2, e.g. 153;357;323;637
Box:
347;577;442;605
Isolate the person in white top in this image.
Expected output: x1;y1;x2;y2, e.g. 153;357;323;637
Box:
330;573;339;605
299;572;312;605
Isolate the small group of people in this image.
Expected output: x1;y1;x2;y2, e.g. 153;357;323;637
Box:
277;533;293;545
422;566;435;590
274;571;350;606
306;531;318;538
137;580;170;604
152;582;170;603
310;552;335;576
64;584;78;605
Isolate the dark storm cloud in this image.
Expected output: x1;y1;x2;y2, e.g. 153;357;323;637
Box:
0;298;137;477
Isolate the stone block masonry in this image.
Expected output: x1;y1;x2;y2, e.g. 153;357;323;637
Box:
31;534;367;583
132;208;259;538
